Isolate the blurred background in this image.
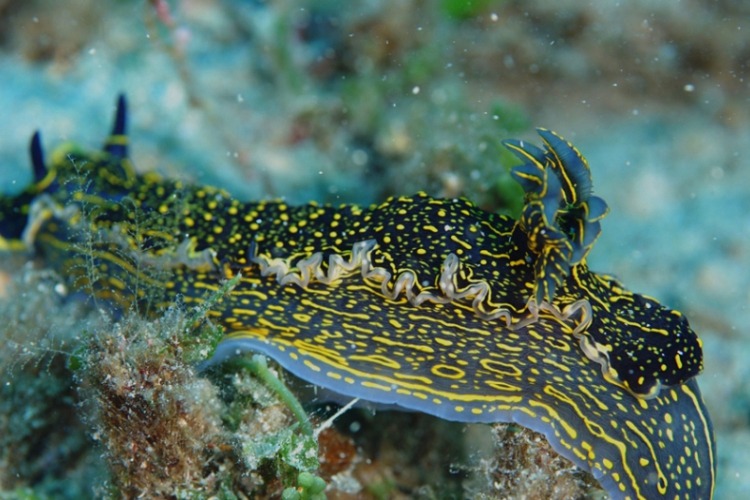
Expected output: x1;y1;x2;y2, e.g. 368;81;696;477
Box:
0;0;748;498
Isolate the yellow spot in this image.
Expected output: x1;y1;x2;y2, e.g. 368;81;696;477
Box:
480;358;522;377
485;380;522;392
158;204;168;214
372;336;434;353
304;360;321;372
233;289;268;300
431;364;466;380
542;357;570;372
350;354;401;369
108;276;126;290
393;372;433;385
361;381;392;392
232;308;258;317
450;235;472;250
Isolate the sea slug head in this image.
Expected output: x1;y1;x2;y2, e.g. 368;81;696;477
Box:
0;95;140;251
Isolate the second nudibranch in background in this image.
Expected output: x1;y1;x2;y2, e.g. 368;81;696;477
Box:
0;96;715;500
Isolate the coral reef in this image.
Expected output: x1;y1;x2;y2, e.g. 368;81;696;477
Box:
76;310;233;497
0;0;747;498
0;262;103;499
465;424;607;500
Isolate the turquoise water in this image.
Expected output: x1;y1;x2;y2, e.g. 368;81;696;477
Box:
0;1;747;498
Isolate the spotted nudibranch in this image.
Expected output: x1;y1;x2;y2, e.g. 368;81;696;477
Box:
0;96;715;500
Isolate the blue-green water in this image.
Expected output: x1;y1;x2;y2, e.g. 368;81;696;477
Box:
0;1;747;498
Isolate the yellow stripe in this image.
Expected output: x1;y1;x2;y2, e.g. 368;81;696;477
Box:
680;383;716;496
105;134;129;146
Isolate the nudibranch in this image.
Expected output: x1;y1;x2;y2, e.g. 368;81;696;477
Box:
0;96;715;500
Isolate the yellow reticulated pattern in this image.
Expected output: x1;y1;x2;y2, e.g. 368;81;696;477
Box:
0;96;715;500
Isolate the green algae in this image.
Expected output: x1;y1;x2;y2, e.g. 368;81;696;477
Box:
233;354;314;437
0;262;329;499
282;472;327;500
0;264;105;499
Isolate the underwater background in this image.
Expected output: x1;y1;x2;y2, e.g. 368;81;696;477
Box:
0;0;748;498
